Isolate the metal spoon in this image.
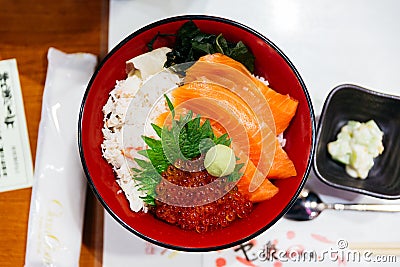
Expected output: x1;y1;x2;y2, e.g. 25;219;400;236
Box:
284;189;400;221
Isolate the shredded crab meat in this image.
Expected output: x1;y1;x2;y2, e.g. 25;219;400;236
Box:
101;48;171;212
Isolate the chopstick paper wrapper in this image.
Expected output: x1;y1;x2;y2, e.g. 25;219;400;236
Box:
25;48;97;267
0;59;33;192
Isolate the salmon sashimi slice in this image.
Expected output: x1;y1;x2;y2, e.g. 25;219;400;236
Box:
245;178;279;203
237;171;279;202
211;120;296;180
232;148;278;202
154;110;170;128
185;60;276;134
232;147;279;202
269;140;297;178
254;78;299;135
189;53;298;135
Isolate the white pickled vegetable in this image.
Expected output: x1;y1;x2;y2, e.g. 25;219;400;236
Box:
125;47;172;80
327;120;384;179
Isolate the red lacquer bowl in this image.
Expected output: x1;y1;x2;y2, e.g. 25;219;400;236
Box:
79;15;315;251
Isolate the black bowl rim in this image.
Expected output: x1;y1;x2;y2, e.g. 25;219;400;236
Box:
313;83;400;199
78;14;316;252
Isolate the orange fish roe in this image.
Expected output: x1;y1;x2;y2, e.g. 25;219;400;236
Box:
151;161;253;233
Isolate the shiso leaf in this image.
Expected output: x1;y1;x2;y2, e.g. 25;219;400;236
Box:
132;95;243;205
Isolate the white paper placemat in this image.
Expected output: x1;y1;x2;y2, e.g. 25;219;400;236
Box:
104;1;400;266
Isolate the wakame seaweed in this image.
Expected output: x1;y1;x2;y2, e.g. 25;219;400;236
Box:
147;21;255;73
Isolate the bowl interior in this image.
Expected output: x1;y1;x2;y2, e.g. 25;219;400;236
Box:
314;84;400;198
79;15;314;251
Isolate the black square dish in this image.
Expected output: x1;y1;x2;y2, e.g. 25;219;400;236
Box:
314;84;400;199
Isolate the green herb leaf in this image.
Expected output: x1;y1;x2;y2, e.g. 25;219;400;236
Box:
226;41;255;73
151;123;162;138
134;158;151;168
139;195;157;206
142;136;162;150
214;133;231;146
226;163;245;182
165;94;175;118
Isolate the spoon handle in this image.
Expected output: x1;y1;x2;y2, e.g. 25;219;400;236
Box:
330;204;400;212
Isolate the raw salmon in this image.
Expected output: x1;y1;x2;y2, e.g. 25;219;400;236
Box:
187;53;299;134
210;121;296;179
268;140;297;178
233;149;279;202
237;169;279;203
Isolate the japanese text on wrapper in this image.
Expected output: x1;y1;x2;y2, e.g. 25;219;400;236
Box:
0;72;16;128
0;71;17;178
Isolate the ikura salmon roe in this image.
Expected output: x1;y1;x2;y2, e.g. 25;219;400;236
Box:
151;162;253;233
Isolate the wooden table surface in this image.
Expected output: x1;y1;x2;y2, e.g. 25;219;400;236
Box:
0;0;109;266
